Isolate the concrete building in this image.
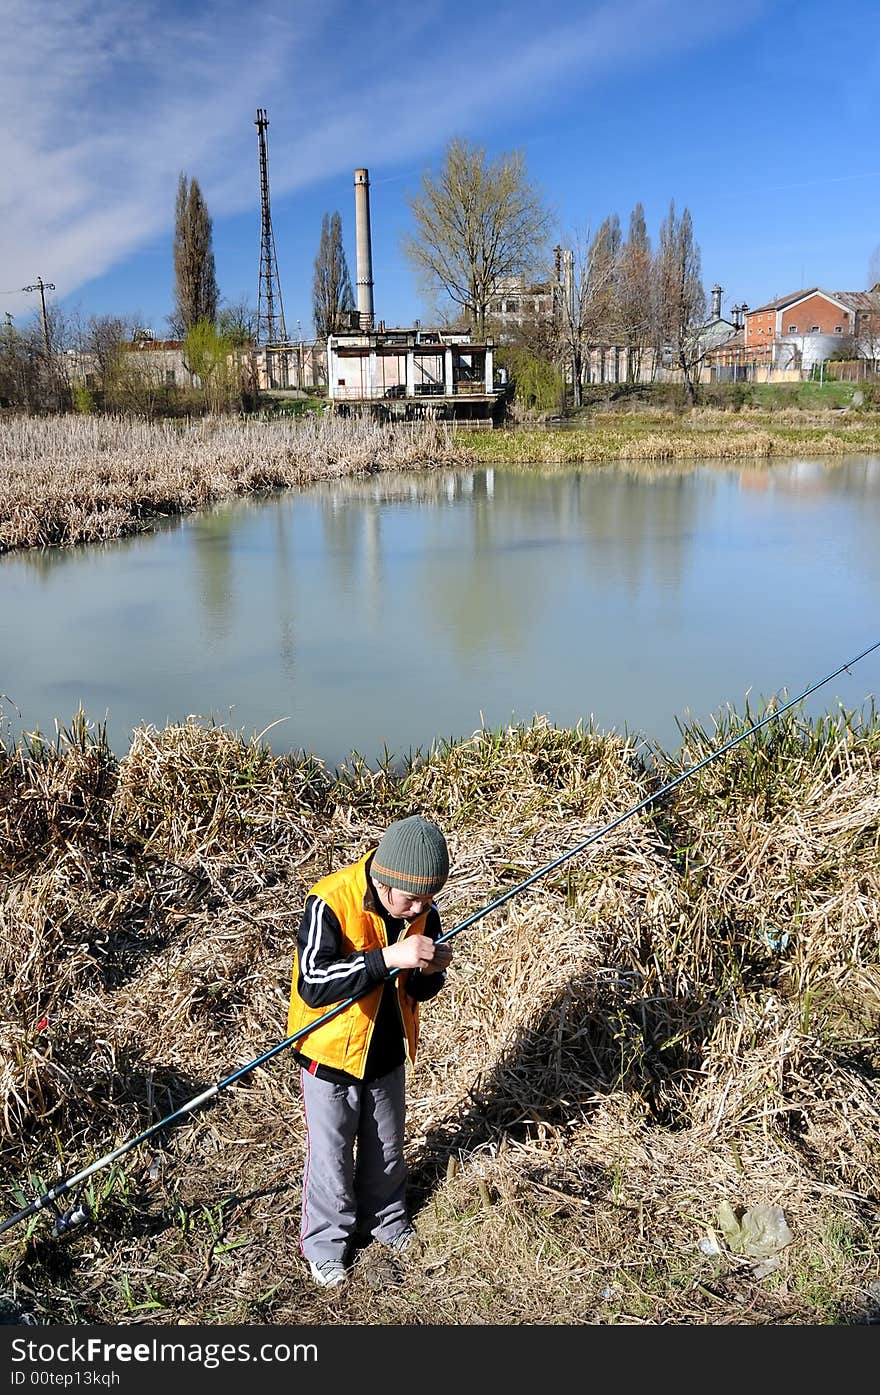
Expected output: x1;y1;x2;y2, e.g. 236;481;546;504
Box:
487;273;556;338
126;335;191;385
326;323;497;413
63;335;196;394
256;341;326;392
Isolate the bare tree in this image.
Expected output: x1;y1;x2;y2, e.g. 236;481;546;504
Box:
617;203;653;382
860;247;880;367
857;299;880;368
0;299;73;412
554;220;623;407
171;173;218;337
84;314;132;394
0;314;41;410
67;315;174;415
218;298;259;347
216;299;259;401
654;200;706;404
404;138;550;339
312;212;354;340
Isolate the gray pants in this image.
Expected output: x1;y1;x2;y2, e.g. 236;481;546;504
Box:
299;1064;409;1264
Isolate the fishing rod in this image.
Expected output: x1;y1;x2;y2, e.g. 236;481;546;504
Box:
1;638;878;1242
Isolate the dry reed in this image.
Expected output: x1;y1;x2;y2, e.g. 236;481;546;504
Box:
0;415;468;553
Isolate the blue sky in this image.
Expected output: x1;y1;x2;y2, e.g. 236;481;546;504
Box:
2;0;879;338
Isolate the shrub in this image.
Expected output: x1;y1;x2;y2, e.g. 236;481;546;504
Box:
72;382;95;415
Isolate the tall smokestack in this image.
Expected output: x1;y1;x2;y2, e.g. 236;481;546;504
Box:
354;168;374;330
711;283;723;320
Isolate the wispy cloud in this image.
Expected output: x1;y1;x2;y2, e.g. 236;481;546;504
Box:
0;0;763;317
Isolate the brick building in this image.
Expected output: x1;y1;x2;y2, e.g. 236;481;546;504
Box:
745;288;855;354
707;286;880;378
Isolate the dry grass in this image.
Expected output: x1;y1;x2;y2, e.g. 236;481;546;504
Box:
0;415;468;553
0;706;878;1326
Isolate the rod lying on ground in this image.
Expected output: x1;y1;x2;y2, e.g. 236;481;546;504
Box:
1;638;878;1241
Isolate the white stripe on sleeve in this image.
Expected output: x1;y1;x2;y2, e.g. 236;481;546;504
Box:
301;897;366;984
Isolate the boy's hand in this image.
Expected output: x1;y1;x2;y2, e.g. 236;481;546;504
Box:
383;936;453;975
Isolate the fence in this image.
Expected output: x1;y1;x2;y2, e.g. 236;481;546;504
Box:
817;359;879;382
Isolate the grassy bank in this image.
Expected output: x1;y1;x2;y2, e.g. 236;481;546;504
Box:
1;707;878;1325
2;407;880;554
456;407;880;468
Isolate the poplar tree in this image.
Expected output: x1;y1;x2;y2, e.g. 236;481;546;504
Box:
654;200;706;403
172;174;218;336
618;203;653;382
312;212;354;340
586;214;622;341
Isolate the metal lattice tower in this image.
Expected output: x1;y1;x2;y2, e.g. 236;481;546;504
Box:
255;108;287;344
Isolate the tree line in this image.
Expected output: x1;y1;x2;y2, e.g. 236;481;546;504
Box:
402;138;709;405
1;174;258;415
546;198;706;406
2;140;718;416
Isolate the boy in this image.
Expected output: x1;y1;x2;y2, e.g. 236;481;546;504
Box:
288;814;453;1287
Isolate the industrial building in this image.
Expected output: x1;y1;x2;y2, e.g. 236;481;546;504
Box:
705;286;880;380
325;169;502;422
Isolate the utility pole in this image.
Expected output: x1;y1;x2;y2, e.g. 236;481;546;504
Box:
22;277;55;358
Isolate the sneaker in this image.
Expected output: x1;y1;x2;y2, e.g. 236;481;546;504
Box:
307;1258;348;1288
382;1225;419;1255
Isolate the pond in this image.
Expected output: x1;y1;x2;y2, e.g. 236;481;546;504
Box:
2;456;879;769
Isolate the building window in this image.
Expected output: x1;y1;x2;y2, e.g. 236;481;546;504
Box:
787;325;797;333
810;325;819;332
835;325;842;333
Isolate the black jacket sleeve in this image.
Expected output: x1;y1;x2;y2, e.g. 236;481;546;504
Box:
296;894;389;1009
405;905;447;1003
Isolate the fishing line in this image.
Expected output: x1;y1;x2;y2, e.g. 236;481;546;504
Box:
1;637;878;1240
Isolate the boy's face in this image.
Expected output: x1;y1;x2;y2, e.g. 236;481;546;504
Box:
373;881;443;921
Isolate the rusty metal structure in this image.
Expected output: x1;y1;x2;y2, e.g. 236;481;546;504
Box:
255;108;287;344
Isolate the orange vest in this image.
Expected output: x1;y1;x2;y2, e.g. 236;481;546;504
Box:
286;851;428;1078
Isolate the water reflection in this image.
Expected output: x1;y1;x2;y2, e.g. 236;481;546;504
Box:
1;457;878;768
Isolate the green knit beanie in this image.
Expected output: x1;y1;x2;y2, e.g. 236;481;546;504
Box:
372;815;450;897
